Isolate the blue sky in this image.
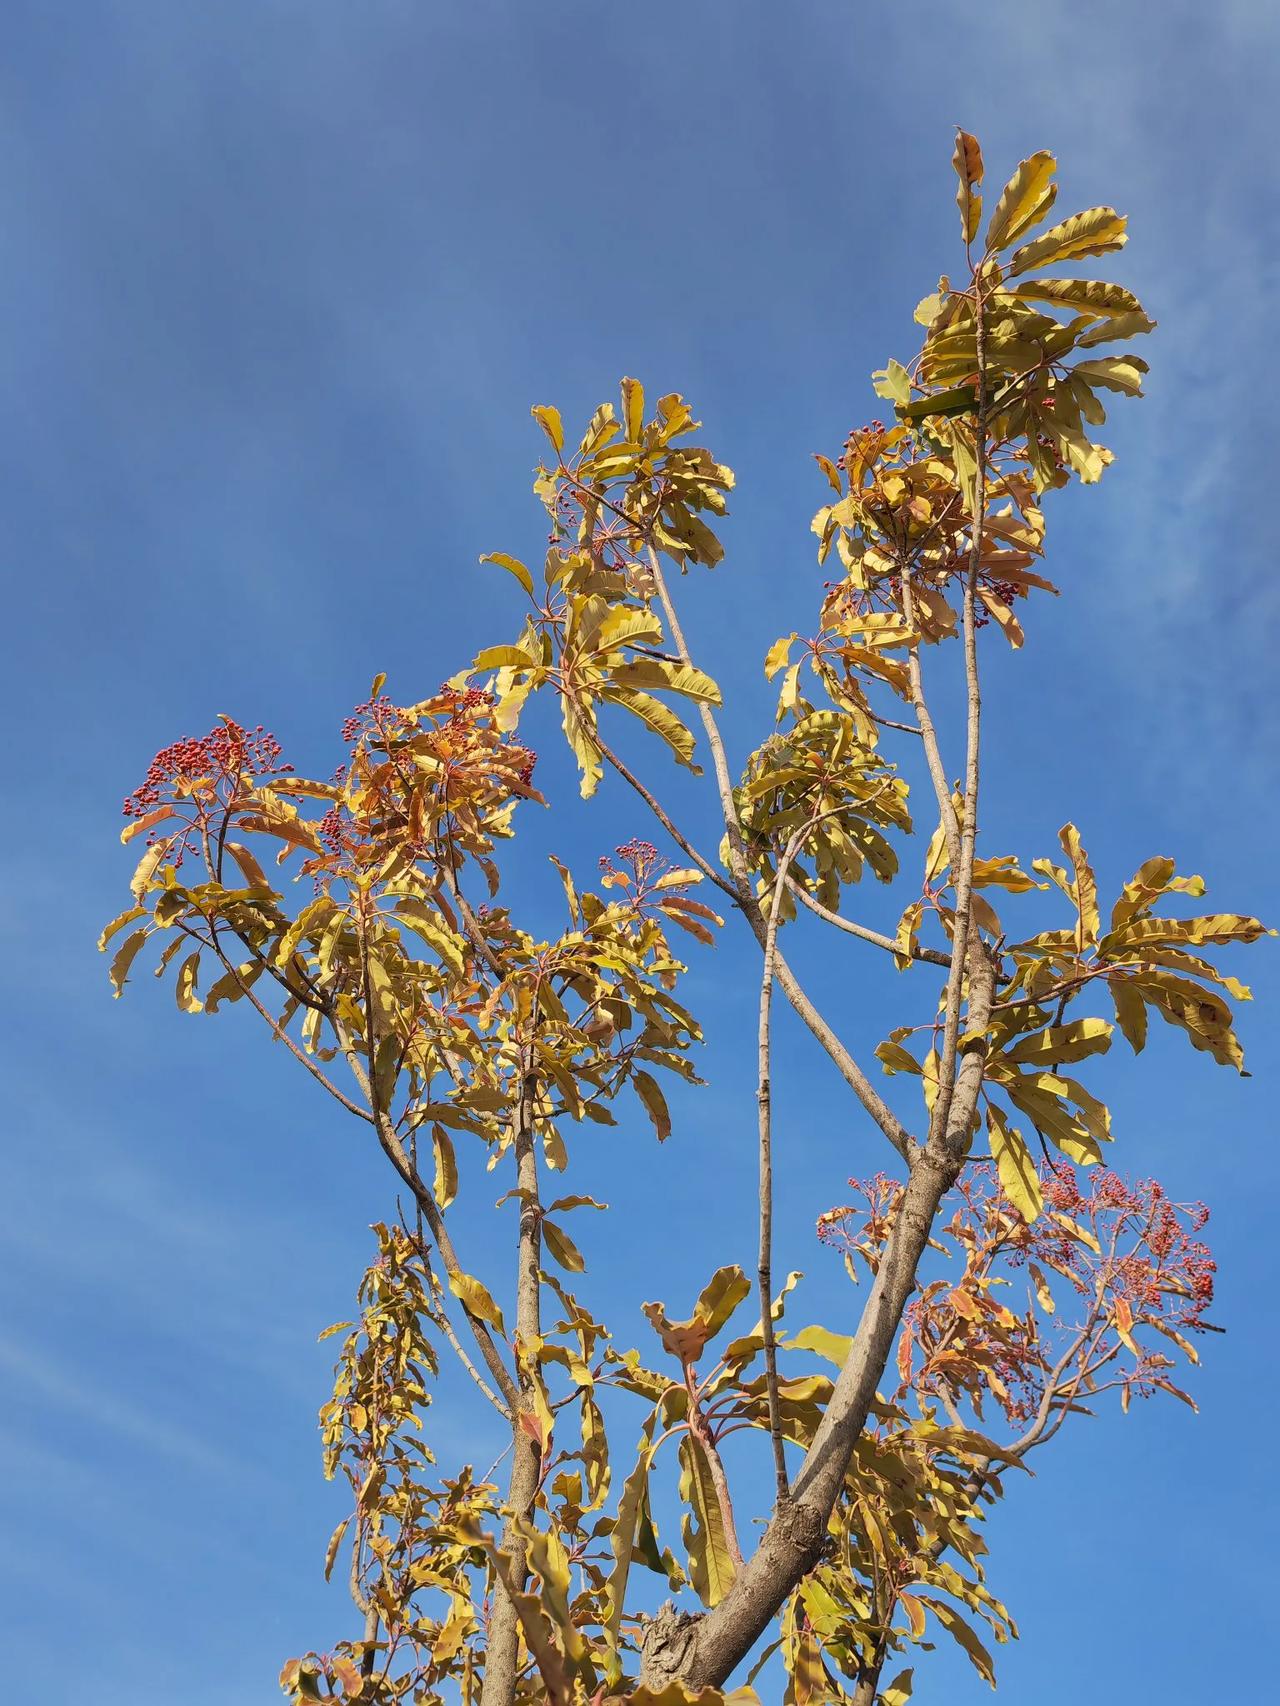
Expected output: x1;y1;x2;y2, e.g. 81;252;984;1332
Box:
2;2;1277;1701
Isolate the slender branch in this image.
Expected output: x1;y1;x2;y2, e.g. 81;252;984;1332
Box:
757;828;812;1505
637;546;915;1162
202;935;373;1121
870;712;923;737
927;274;990;1156
786;877;951;968
686;1367;745;1568
402;1215;513;1422
594;732;738;901
480;1051;545;1706
899;577;962;874
647;547;754;898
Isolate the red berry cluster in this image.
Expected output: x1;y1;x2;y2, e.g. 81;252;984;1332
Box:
123;720;286;819
824;1157;1220;1431
340;694;412;746
122;721;290;865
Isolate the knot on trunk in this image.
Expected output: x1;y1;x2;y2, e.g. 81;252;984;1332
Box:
775;1496;828;1571
637;1600;702;1689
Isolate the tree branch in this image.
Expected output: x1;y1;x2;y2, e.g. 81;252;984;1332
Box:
785;877;951;968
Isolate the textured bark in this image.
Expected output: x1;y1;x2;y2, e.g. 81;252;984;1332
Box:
479;1082;542;1706
640;1148;962;1689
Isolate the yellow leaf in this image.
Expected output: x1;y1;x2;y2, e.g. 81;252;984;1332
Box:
98;905;146;952
881;1670;914;1706
678;1433;737;1607
633;1069;671;1141
1114;1293;1140;1354
620;375;645;440
121;807;172;845
1028;1262;1055;1315
1009;276;1146;321
323;1515;350;1582
175;951;203;1014
989;1106;1042;1220
952;128;984;243
543;1219;586;1274
985;150;1057;252
1010;207;1128;276
1004;1017;1112;1066
108;926;151;996
1059;822;1100;945
1073;355;1148;396
129;842;168;901
1111;976;1149;1053
479;552;534;597
531;403;564;454
432;1124;458;1208
764;633;796;679
600;686;697;768
448;1269;506;1335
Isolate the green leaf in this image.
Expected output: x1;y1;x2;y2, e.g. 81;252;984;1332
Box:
899;384;977;421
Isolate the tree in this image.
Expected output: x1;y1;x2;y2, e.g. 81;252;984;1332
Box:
102;135;1269;1706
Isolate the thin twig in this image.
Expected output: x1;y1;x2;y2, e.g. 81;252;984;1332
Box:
785;878;951;967
758;827;814;1503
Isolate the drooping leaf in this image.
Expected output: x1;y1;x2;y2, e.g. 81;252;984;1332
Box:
988;1106;1043;1222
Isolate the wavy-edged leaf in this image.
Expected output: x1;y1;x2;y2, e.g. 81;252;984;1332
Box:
108;926;151;996
1003;1017;1112;1067
606;658;722;704
1009;276;1145;321
1073;355;1148;396
985;150;1057;252
601;686;697;767
1010;206;1128;275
